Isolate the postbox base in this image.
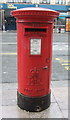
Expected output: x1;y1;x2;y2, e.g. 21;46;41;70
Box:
17;91;51;112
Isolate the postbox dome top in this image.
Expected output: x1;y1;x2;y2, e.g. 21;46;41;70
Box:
12;7;59;21
13;7;57;12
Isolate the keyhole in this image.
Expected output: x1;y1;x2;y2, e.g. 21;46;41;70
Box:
35;106;41;112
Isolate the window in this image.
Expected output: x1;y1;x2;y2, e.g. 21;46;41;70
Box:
63;0;66;4
40;0;50;4
7;0;31;2
55;0;58;4
7;0;13;2
7;0;16;2
25;0;31;3
55;0;66;4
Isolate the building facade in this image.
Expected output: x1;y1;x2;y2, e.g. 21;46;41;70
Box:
0;0;70;4
0;0;70;31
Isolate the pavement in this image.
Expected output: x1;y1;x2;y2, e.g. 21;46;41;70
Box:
0;81;68;119
0;30;69;119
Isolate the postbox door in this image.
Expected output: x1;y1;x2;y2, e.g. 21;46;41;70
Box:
29;37;50;97
18;26;52;97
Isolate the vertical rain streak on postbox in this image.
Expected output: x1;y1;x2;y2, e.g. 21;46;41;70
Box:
12;8;59;112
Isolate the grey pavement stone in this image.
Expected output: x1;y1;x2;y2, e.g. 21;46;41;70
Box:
0;98;2;106
1;83;67;118
0;84;2;107
29;109;48;118
2;93;55;106
68;110;70;119
47;103;64;118
52;87;68;110
61;110;68;118
52;56;68;81
51;91;56;103
2;83;17;90
2;99;17;106
0;44;2;52
51;81;68;88
0;56;2;83
0;107;2;120
2;44;17;53
29;103;64;118
53;32;69;43
2;55;17;83
2;31;17;43
68;87;70;110
2;92;56;106
1;83;56;106
58;102;68;110
0;82;68;118
2;106;30;118
2;90;17;100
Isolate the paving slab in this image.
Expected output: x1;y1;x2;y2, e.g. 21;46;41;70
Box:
2;99;17;106
29;103;64;118
2;90;17;100
51;81;68;88
61;110;68;118
51;81;68;111
2;83;17;90
0;81;68;118
51;92;56;103
52;87;68;110
2;106;30;118
2;89;56;106
0;107;2;120
1;83;68;118
68;110;70;119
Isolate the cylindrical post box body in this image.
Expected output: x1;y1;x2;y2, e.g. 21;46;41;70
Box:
12;8;59;112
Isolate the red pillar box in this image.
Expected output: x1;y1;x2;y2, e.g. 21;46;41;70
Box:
12;8;59;112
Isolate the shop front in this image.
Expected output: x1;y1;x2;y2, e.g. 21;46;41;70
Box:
0;3;70;31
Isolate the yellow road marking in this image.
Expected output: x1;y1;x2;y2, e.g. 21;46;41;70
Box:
0;53;17;55
64;66;70;70
62;63;70;66
55;58;70;62
55;58;70;70
60;60;70;62
55;58;60;61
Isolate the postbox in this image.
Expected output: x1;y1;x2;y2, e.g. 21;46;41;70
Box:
12;7;59;112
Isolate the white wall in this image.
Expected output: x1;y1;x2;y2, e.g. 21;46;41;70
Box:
0;0;70;4
0;0;7;3
30;0;70;4
50;0;55;4
31;0;39;4
66;0;70;4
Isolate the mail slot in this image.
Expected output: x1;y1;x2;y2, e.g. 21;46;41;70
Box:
25;28;47;32
12;7;59;112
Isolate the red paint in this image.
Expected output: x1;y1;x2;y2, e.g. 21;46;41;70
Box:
12;7;59;97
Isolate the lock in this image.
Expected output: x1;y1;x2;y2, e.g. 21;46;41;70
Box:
42;66;48;70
